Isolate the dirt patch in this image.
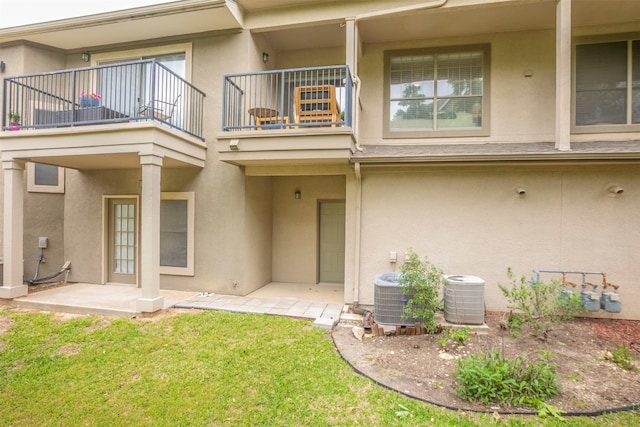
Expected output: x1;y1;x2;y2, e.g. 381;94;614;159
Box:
27;281;72;293
136;307;201;322
0;315;13;336
332;312;640;414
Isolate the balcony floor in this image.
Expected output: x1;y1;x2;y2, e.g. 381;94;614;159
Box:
0;121;206;169
216;126;355;167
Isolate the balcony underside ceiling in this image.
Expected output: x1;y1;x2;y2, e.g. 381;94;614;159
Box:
252;0;640;52
0;122;206;170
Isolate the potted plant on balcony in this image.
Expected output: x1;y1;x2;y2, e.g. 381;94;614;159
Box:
8;110;21;130
79;91;101;108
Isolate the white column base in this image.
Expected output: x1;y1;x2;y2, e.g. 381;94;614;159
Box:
0;284;29;299
136;296;165;313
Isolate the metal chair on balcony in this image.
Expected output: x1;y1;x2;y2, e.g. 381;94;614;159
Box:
139;94;181;123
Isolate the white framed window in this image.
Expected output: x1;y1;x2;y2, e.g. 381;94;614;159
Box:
160;192;195;276
384;44;490;138
574;36;640;132
27;162;65;193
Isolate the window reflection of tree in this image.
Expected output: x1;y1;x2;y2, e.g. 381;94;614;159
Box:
394;84;432;120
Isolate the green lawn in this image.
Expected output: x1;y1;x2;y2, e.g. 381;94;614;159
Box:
0;309;637;426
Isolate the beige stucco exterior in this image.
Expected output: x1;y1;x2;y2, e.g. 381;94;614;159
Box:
355;164;639;317
1;0;639;319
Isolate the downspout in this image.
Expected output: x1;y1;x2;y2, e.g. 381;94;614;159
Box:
353;162;362;306
351;162;372;331
353;74;363;152
349;1;449;150
350;1;448;329
354;0;448;22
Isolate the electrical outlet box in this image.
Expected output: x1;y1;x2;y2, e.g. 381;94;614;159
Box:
38;237;48;249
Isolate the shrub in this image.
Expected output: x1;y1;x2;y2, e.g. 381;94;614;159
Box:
448;327;471;346
506;312;525;338
609;345;638;371
498;268;584;339
455;349;560;407
438;328;471;350
398;249;443;334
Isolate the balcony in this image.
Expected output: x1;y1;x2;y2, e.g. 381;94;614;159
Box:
216;65;356;168
1;60;206;170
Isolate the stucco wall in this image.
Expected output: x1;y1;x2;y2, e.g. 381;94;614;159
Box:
357;29;557;145
63;168;140;284
272;175;346;284
23;192;65;282
243;176;273;293
2;44;67;283
276;47;346;69
356;164;640;320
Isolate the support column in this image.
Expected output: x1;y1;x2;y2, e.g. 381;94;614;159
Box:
0;160;28;298
345;18;356;77
555;0;571;151
136;154;164;312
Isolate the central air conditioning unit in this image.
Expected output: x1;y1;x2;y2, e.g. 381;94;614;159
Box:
373;272;422;326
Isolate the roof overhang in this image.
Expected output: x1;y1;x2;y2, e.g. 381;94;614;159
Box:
0;0;243;51
351;142;640;166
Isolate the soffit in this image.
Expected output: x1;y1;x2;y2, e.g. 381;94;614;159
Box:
245;0;640;52
249;1;555;52
235;0;321;12
0;0;242;51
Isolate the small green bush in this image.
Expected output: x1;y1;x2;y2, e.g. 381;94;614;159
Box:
399;249;443;333
455;349;560;407
610;345;638;371
448;327;471;346
506;312;525;338
498;268;584;339
438;337;450;348
438;328;471;350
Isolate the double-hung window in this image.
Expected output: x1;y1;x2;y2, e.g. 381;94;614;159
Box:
384;44;490;138
575;37;640;130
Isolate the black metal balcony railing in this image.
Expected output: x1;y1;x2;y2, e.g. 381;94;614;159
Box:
2;59;206;140
222;65;352;131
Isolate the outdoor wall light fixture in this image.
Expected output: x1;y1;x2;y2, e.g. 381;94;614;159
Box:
81;52;90;62
606;184;624;197
294;190;301;200
262;52;269;63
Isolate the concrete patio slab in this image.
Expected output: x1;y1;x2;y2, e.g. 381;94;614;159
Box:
13;283;198;317
8;282;348;327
